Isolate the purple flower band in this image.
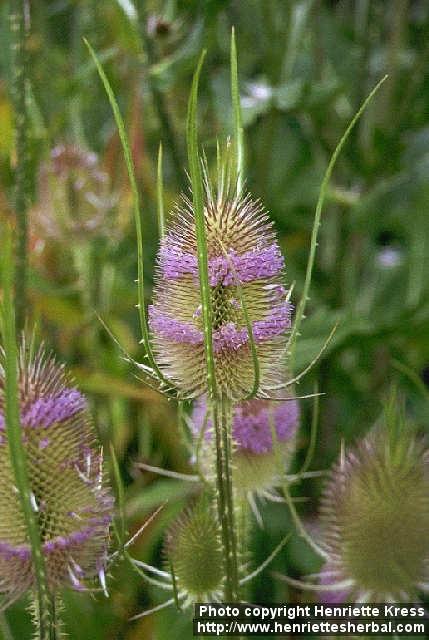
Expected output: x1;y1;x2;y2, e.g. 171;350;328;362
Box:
149;303;291;353
193;397;299;455
0;389;86;434
159;242;284;286
0;517;112;562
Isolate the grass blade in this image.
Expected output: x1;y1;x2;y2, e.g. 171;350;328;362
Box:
288;75;388;366
157;143;166;239
84;38;172;389
230;27;244;193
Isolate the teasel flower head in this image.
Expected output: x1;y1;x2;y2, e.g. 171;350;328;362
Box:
0;342;113;606
192;393;299;496
165;498;223;604
318;419;429;603
34;143;117;243
149;159;292;399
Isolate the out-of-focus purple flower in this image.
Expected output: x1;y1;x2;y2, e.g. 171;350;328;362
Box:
33;144;117;243
149;174;292;399
193;396;299;455
191;394;299;495
0;343;113;606
376;246;403;268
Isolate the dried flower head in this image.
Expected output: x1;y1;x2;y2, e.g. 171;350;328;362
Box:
0;343;113;606
149;167;291;399
34;144;117;243
165;498;223;603
192;395;299;495
319;426;429;602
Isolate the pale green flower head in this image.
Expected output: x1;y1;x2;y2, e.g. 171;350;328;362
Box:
320;407;429;603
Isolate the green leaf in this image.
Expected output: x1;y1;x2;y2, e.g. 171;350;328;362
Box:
288;75;388;367
186;50;217;399
84;38;172;390
230;28;244;193
157;143;166;239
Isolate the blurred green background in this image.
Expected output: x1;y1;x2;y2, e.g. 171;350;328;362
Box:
1;0;429;638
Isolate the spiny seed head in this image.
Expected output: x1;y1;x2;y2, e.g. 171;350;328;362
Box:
34;144;117;243
192;395;299;495
149;161;291;399
0;343;113;606
165;498;223;602
319;424;429;602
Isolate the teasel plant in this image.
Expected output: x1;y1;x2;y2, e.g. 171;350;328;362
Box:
0;227;116;638
86;29;387;617
275;392;429;604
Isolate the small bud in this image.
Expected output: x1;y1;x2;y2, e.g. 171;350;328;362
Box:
165;499;223;602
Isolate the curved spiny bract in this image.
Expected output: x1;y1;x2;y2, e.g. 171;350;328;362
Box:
149;175;291;400
0;343;113;605
319;430;429;603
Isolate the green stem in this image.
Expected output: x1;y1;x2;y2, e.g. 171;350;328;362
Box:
85;39;174;391
211;396;239;602
9;0;30;332
220;395;239;599
0;612;13;640
136;1;185;189
0;229;54;639
230;29;244;194
187;54;239;602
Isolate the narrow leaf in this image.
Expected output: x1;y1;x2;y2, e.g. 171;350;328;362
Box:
157;143;166;238
186;50;217;399
288;76;388;365
230;27;244;193
84;38;172;388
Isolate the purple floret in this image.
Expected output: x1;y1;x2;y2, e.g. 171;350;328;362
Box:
23;389;86;429
220;245;284;286
159;242;284;286
0;541;31;561
149;305;290;351
213;322;248;353
192;396;299;455
0;389;86;435
149;306;204;344
232;400;299;454
252;303;292;342
318;563;352;604
159;243;198;280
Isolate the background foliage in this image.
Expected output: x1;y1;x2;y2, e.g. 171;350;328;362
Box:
0;0;428;638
